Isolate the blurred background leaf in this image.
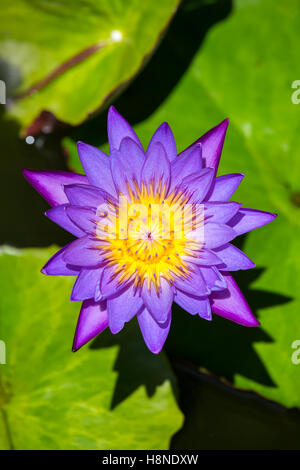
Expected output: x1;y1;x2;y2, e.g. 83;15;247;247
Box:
0;0;180;133
0;247;183;449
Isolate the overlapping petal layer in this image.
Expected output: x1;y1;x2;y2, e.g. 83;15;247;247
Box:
24;107;276;354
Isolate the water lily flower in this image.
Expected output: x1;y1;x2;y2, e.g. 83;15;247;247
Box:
23;107;276;354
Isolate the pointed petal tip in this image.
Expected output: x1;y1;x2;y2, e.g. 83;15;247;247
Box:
213;118;230;133
145;338;164;354
22;168;39;186
107;105;121;123
149;346;163;355
44;208;52;217
72;299;109;352
202;315;213;322
72;337;82;352
40;267;47;275
22;169;88;206
218;118;230;130
107;105;142;152
222;315;260;327
160;121;172;131
76;140;87;152
260;210;278;222
250;317;260;327
138;308;171;354
22;168;31;179
72;330;88;352
108;104;117;114
211;273;260;327
76;140;98;155
193;118;230;172
72;324;90;351
240;316;260;327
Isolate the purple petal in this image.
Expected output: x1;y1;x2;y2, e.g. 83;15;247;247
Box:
200;119;229;170
99;265;131;299
174;290;212;320
119;136;145;172
71;267;103;301
64;184;114;208
199;266;227;292
141;142;170;193
187;222;236;249
171;143;202;188
45;204;85;237
206;173;244;201
23;169;88;207
72;299;108;351
203;201;242;224
211;273;259;326
174;269;209;297
110;137;145;195
66;205;97;234
107;106;143;152
182;248;222;266
41;244;80;276
107;284;143;334
180;168;214;203
63;236;105;267
137;308;171;354
213;243;256;271
77;142;116;196
141;278;174;323
147;122;177;162
228;208;277;235
181;119;229;173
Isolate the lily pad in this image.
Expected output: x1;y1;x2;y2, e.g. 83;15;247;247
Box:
65;0;300;408
0;246;182;450
0;0;180;133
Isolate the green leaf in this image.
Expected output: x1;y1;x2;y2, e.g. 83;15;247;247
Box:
0;246;182;450
65;0;300;408
0;0;180;132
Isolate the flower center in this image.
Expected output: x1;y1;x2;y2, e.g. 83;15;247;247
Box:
95;183;200;290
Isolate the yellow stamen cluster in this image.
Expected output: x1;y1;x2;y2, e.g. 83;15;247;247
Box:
94;182;202;291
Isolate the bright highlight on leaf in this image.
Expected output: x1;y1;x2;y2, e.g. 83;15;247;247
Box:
0;0;180;132
23;107;276;355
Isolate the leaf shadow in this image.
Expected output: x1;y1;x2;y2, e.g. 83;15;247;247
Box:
90;318;178;410
90;232;292;408
166;235;293;387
